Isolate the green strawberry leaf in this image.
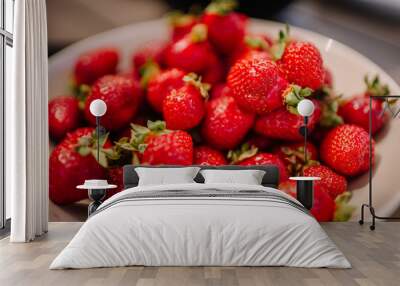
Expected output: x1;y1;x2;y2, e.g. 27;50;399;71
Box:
190;24;208;43
333;192;355;222
364;74;390;98
139;60;160;88
206;0;237;15
228;143;258;164
270;24;290;60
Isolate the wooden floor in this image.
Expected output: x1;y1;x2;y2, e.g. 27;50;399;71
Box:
0;222;399;286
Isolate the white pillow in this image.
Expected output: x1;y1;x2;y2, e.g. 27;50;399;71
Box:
200;169;266;185
136;167;200;186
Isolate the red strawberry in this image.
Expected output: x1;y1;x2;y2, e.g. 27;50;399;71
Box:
201;94;254;150
255;100;321;141
49;128;106;205
303;164;347;199
238;153;288;183
278;41;324;90
132;41;167;69
147;68;186;113
142;130;193;165
246;134;272;151
106;167;123;198
320;124;374;176
230;34;272;64
227;56;289;114
49;96;80;141
202;0;247;55
278;180;336;222
210;83;231;99
278;179;296;198
228;144;288;183
201;55;225;85
339;96;386;135
116;121;194;165
163;73;209;130
194;146;227;165
339;76;390;135
165;24;216;74
310;186;335;222
84;75;142;131
169;12;198;41
273;142;318;175
74;48;119;86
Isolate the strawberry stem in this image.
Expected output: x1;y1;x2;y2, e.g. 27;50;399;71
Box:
168;11;196;27
139;60;161;88
364;74;390;98
333;192;355;221
206;0;237;15
283;85;313;114
190;24;208;43
183;73;210;99
227;143;258;164
270;24;290;60
244;35;269;50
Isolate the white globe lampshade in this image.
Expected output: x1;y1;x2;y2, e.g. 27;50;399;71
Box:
297;99;315;117
89;99;107;117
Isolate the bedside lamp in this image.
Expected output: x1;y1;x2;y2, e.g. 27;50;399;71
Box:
90;99;107;163
77;99;116;216
289;99;320;210
297;99;315;167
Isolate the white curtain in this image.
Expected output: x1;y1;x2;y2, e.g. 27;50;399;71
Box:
8;0;49;242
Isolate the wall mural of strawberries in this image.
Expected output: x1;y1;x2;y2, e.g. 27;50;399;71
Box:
48;0;394;223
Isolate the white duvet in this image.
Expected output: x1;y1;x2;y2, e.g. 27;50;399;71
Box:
50;183;351;269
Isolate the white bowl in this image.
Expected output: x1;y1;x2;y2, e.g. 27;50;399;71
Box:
49;18;400;221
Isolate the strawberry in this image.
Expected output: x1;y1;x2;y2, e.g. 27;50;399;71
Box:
228;144;288;183
165;24;216;74
118;121;194;165
163;73;209;130
49;96;80;141
194;146;227;165
201;55;225;85
320;124;374;176
279;180;352;222
49;128;106;205
339;96;386;135
106;167;123;198
74;48;119;86
143;132;193;166
169;12;198;41
278;41;324;90
310;186;335;222
147;68;186;113
303;164;347;199
132;41;168;69
273;142;318;175
255;100;321;141
201;94;254;150
227;56;289;114
210;83;231;99
202;0;247;55
246;134;272;151
84;75;142;131
339;76;390;135
229;34;272;64
278;179;296;198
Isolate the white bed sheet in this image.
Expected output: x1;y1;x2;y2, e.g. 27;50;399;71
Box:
50;183;351;269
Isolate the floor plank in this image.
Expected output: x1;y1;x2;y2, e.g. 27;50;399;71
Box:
0;222;399;286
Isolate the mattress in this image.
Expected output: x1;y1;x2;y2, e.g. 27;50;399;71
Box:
50;183;351;269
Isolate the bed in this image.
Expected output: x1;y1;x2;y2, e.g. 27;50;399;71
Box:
50;165;350;269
